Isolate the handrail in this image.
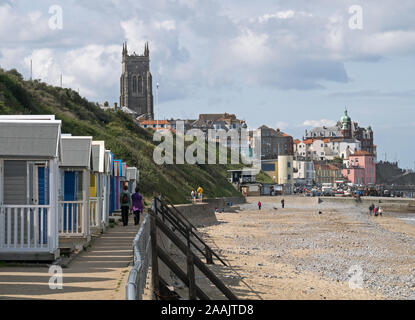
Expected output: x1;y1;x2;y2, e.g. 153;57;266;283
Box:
150;210;237;300
126;213;151;300
154;198;227;266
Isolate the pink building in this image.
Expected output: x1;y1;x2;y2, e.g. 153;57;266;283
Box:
342;151;376;185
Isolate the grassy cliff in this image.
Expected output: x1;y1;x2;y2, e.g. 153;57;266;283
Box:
0;68;244;203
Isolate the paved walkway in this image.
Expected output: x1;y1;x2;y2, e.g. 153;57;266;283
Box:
0;216;140;300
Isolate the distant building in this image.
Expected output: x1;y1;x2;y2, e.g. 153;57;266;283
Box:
314;163;343;185
293;160;314;185
139;120;171;130
254;126;294;160
342;150;376;185
120;42;154;120
304;109;374;155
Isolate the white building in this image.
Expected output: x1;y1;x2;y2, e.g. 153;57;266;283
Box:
293;160;314;185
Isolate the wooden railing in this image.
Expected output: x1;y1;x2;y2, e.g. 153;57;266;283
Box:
150;197;237;300
58;201;85;236
0;205;52;251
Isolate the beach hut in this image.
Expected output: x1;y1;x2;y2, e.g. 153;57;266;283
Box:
90;141;106;233
126;167;138;193
58;135;92;245
0;117;62;261
113;159;122;211
103;150;113;225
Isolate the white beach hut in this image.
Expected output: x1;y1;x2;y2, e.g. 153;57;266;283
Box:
58;135;92;246
90;141;106;233
0;117;62;261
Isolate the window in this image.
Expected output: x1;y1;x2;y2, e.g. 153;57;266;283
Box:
287;162;291;168
132;76;137;93
138;76;143;92
288;174;291;180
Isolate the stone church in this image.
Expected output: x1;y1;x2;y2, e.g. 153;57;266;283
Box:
120;42;154;119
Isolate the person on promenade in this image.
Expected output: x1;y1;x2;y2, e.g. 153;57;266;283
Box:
281;198;285;209
131;186;145;226
120;185;132;227
191;190;196;203
258;201;262;211
374;206;379;217
197;186;204;202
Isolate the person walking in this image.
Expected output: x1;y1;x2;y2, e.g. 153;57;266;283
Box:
369;204;375;216
374;206;379;217
131;186;145;226
258;201;262;211
191;190;196;203
281;198;285;209
120;185;132;226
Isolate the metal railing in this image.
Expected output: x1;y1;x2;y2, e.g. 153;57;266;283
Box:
58;201;85;236
126;213;151;300
0;205;52;251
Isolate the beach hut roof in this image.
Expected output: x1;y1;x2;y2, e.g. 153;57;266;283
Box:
61;136;92;168
91;141;105;173
0;120;61;159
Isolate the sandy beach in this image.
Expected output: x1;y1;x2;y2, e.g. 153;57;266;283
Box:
195;196;415;300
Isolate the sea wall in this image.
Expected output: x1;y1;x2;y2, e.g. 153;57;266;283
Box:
319;196;415;213
173;196;246;227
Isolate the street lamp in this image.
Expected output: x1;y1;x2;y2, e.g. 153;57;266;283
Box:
156;82;159;130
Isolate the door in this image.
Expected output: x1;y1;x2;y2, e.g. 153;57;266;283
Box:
63;171;78;232
34;164;49;244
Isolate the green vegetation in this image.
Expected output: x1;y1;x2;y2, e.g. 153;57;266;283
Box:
0;68;245;203
256;171;275;184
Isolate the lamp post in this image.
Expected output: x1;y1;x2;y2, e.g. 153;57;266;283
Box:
156;82;159;130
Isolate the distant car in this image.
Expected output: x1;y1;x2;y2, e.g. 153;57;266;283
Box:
344;190;352;197
335;189;345;197
383;190;391;197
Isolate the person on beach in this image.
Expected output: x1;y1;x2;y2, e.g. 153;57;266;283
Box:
374;206;379;217
369;204;375;216
378;207;384;217
197;186;204;202
131;186;145;226
258;201;262;211
281;198;285;209
120;185;132;226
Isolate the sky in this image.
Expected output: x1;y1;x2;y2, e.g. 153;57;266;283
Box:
0;0;414;168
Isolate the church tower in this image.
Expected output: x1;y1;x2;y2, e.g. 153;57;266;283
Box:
120;42;154;119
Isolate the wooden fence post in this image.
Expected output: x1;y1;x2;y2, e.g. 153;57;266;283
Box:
186;228;196;300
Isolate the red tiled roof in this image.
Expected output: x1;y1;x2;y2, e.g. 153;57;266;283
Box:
351;150;373;156
140;120;170;125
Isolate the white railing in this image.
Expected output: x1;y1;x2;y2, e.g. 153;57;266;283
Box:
89;197;101;229
0;205;51;251
126;213;151;300
58;201;85;236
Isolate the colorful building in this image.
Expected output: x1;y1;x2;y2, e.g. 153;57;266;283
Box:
342;151;376;185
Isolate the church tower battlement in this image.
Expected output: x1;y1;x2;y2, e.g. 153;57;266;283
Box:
120;42;154;119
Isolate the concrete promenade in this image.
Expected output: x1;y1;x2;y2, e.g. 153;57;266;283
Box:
0;216;140;300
